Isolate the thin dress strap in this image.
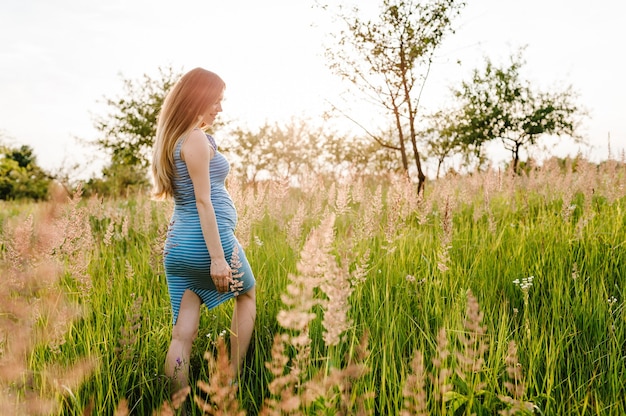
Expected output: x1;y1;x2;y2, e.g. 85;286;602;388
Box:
206;133;217;152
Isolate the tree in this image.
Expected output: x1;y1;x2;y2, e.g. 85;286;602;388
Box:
224;118;331;182
323;127;404;176
446;48;585;172
423;107;464;178
94;66;183;169
0;144;51;200
223;118;402;183
88;66;183;195
320;0;466;193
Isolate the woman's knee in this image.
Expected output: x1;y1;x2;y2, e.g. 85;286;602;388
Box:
171;318;199;343
238;286;256;304
172;290;201;343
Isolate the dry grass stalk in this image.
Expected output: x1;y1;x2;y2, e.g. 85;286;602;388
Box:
397;174;420;219
350;247;371;286
349;177;366;208
410;290;536;414
147;386;191;416
114;398;130;416
102;218;115;246
229;180;266;249
260;334;302;415
150;221;169;267
286;201;307;250
320;278;353;346
0;186;95;414
319;247;353;346
288;209;354;347
151;401;174;416
278;212;335;335
357;185;383;242
430;327;452;406
82;397;95;416
455;290;489;391
301;333;373;415
41;356;97;398
50;185;94;292
274;213;338;403
171;386;192;410
416;188;434;226
326;182;337;213
263;210;374;414
267;178;291;219
0;390;56;416
401;350;428;416
3;213;34;277
477;168;499;234
229;244;245;294
195;337;244;416
437;196;453;273
334;181;352;216
115;292;143;361
498;341;535;415
383;183;404;251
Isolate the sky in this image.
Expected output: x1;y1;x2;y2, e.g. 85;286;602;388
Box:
1;0;624;180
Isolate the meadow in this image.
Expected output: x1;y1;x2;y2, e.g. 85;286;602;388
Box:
0;157;624;415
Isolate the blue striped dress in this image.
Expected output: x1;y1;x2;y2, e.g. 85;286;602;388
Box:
164;132;255;325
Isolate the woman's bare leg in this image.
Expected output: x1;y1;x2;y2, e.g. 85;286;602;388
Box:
230;288;256;377
165;290;201;393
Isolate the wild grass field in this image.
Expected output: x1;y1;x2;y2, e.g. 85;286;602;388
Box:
0;157;624;415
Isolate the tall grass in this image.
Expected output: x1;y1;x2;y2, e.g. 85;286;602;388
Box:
0;157;624;415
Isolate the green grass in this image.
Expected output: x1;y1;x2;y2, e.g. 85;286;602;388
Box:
1;160;625;415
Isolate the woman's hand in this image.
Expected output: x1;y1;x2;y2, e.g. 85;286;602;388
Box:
211;257;232;293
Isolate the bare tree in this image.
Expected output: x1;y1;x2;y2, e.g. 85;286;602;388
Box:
320;0;466;193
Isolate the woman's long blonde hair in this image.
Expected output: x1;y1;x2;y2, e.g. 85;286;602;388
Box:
151;67;225;199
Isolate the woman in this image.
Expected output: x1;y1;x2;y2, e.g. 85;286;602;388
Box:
151;67;256;394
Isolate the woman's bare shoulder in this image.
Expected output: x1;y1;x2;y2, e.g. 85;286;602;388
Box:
181;129;214;161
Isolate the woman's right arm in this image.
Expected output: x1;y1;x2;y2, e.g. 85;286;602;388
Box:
181;129;232;293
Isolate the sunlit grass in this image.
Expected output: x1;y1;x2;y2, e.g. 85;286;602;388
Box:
0;157;624;415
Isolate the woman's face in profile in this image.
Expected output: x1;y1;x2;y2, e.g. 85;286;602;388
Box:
201;90;224;127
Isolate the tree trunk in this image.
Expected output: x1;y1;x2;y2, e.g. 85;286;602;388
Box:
414;148;426;195
512;142;521;173
393;108;409;171
408;114;426;194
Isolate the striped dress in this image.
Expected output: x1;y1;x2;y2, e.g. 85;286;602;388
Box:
163;132;255;325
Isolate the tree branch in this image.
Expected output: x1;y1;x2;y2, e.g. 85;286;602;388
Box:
325;99;401;151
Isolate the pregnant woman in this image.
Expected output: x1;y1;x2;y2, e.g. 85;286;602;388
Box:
151;67;256;395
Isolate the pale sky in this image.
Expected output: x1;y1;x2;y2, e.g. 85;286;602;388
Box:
1;0;624;179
